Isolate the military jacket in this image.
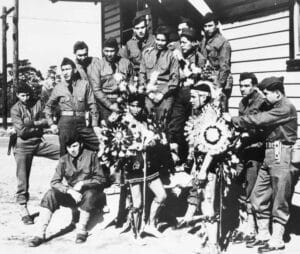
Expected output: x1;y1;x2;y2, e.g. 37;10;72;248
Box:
200;30;231;87
51;149;106;193
139;46;179;96
44;78;99;126
233;97;297;144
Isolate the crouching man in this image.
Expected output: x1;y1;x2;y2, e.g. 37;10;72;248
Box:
28;135;107;247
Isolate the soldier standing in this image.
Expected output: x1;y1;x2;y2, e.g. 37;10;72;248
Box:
200;13;232;110
169;27;206;164
11;83;60;225
139;25;179;126
89;38;133;121
44;57;100;155
232;73;266;244
120;15;155;75
230;77;298;252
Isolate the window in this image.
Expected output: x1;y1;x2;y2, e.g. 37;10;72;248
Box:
287;0;300;71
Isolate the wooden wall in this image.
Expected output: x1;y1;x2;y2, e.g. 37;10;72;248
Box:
102;0;121;43
222;10;300;137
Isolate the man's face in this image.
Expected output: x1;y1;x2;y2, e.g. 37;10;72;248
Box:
180;36;193;54
263;89;280;104
129;101;142;117
66;141;82;158
45;73;56;89
178;22;189;36
239;79;254;98
75;48;88;65
103;47;117;62
190;90;209;109
61;64;74;82
155;34;168;51
17;92;30;105
133;20;147;39
204;21;217;37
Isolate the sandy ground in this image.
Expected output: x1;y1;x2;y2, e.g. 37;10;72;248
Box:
1;135;300;254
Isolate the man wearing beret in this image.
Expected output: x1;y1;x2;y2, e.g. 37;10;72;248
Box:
229;77;297;252
120;15;155;75
169;27;206;164
89;38;133;121
232;72;266;244
44;57;100;156
139;25;179;128
11;83;60;225
200;13;232;110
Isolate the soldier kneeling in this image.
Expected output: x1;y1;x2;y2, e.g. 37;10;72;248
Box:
28;134;107;246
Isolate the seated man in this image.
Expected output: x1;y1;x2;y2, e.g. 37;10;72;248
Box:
28;135;107;246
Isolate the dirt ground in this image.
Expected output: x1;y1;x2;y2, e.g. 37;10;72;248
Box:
1;135;300;254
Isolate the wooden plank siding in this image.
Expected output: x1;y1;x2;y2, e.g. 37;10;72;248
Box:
102;0;121;43
221;11;299;115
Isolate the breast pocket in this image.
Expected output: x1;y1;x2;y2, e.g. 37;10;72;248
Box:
60;96;70;103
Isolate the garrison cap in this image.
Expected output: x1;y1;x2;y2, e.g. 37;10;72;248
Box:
259;76;285;94
61;57;76;69
180;27;197;41
132;15;146;27
103;37;119;49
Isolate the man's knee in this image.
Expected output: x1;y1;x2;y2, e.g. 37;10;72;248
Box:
155;191;167;204
40;189;60;212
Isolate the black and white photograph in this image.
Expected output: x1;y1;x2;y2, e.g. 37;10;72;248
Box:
1;0;300;253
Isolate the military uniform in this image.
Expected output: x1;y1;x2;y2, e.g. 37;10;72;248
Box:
139;46;179;123
232;94;297;247
41;148;106;213
168;49;206;162
236;89;266;212
89;55;133;121
44;77;99;155
11;100;60;205
120;33;156;74
200;30;231;106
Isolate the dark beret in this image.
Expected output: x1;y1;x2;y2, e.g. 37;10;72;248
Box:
73;41;88;53
169;32;180;42
132;15;146;27
202;12;219;25
191;82;211;94
259;76;285;94
180;27;197;41
16;82;32;94
61;57;76;69
103;37;118;49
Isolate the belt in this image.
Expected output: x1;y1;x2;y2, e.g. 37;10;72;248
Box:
61;111;85;117
265;141;293;149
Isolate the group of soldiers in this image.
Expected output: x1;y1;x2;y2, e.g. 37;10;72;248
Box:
9;11;299;254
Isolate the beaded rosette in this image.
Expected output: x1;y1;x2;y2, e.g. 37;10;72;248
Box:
185;104;233;155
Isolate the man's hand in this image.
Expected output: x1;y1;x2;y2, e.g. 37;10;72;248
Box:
67;188;82;204
109;103;120;113
73;181;84;192
93;126;101;136
50;124;59;134
173;49;183;61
